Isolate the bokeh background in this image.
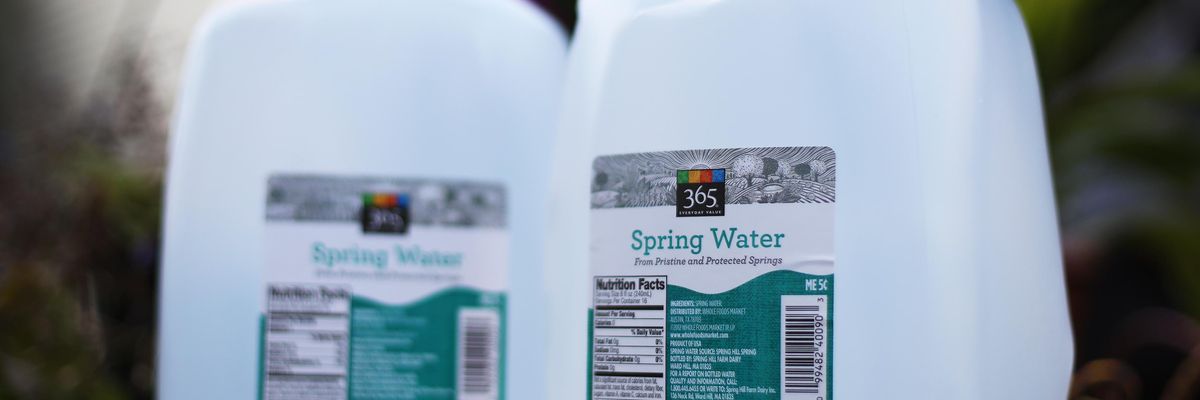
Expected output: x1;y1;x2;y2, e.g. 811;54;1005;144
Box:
0;0;1197;399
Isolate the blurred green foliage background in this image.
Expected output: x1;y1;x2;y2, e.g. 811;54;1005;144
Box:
1019;0;1200;398
0;0;1197;399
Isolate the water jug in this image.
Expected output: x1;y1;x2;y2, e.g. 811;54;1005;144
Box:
158;1;565;398
548;1;1073;398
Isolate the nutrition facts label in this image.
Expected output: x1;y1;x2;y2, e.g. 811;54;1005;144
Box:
592;276;667;400
263;284;351;400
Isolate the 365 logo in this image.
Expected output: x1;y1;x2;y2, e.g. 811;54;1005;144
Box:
361;193;410;234
676;169;725;217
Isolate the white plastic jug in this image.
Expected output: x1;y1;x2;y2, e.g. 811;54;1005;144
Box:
548;1;1073;399
157;1;565;399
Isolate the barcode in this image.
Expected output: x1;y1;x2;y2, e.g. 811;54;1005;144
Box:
457;308;500;400
781;295;828;400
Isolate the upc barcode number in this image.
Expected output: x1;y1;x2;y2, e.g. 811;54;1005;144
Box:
781;295;828;400
457;308;500;400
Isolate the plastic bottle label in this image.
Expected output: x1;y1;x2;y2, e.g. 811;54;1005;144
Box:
259;174;508;400
589;147;835;400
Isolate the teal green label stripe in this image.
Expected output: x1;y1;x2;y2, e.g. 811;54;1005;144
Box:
588;270;833;399
259;288;506;400
349;289;506;400
257;315;266;400
586;308;594;397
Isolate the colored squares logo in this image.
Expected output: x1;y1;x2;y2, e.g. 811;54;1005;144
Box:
362;193;410;208
677;169;726;184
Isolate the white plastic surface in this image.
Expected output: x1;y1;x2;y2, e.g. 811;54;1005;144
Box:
543;1;669;398
547;0;1073;398
157;0;565;398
